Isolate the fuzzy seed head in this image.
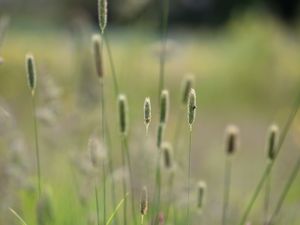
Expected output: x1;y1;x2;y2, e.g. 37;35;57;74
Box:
25;53;36;94
160;90;169;124
187;88;196;126
157;124;165;148
92;34;103;78
140;186;148;216
181;74;194;105
144;97;151;127
118;94;128;135
36;191;54;225
161;142;173;170
225;125;239;155
197;181;206;210
98;0;107;34
267;124;279;160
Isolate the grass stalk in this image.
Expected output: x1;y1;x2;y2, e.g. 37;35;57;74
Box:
95;185;100;225
158;0;170;101
266;155;300;225
237;91;300;225
31;93;41;197
187;126;192;225
121;139;128;225
264;170;271;224
222;157;232;225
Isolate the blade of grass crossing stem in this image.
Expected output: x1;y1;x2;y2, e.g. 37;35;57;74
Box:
106;193;129;225
9;208;28;225
267;156;300;225
237;92;300;225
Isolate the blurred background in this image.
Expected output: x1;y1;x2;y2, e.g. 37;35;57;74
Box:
0;0;300;225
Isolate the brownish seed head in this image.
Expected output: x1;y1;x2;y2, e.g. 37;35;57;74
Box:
267;124;279;160
140;186;148;216
225;125;239;155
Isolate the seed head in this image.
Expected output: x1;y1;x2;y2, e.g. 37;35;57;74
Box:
98;0;107;34
225;125;239;155
160;90;169;124
88;135;106;168
140;186;148;216
267;124;279;160
144;97;151;129
36;191;54;225
187;88;196;127
181;74;194;105
161;142;173;170
25;53;37;95
92;34;103;78
157;124;165;148
118;94;128;135
197;181;206;210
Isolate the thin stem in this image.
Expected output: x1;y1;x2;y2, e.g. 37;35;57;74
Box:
237;92;300;225
264;168;272;224
123;136;138;225
103;34;120;96
31;93;41;197
95;185;100;225
187;126;192;225
267;156;300;225
165;171;175;224
103;163;107;224
158;0;170;102
222;157;232;225
121;139;127;225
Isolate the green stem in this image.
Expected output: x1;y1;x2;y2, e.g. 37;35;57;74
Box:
103;163;107;224
121;139;127;225
267;156;300;225
123;136;138;225
95;185;100;225
237;92;300;225
187;127;192;225
222;157;232;225
158;0;170;102
103;34;120;96
31;93;41;197
264;168;272;224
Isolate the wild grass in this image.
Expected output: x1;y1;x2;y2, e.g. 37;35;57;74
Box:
0;2;300;225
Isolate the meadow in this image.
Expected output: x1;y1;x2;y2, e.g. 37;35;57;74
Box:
0;2;300;225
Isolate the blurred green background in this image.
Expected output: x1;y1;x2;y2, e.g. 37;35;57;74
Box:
0;0;300;225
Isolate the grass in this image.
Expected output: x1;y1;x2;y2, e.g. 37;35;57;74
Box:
0;7;300;225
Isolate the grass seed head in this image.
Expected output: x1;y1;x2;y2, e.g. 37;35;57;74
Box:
160;90;169;124
267;124;279;160
36;191;54;225
161;142;173;170
118;94;128;135
197;181;206;210
187;88;196;127
92;34;103;78
144;97;151;129
25;53;37;95
181;74;194;105
140;186;148;216
225;125;239;155
98;0;107;34
157;124;165;148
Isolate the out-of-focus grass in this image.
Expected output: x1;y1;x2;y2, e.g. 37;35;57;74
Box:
0;12;300;225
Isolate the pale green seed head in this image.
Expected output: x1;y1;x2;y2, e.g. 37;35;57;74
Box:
267;124;279;160
197;181;206;210
187;88;196;126
157;124;165;148
98;0;107;34
25;53;36;95
144;97;151;127
36;191;54;225
181;74;194;105
160;90;169;124
118;94;128;135
92;34;103;78
161;142;173;170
